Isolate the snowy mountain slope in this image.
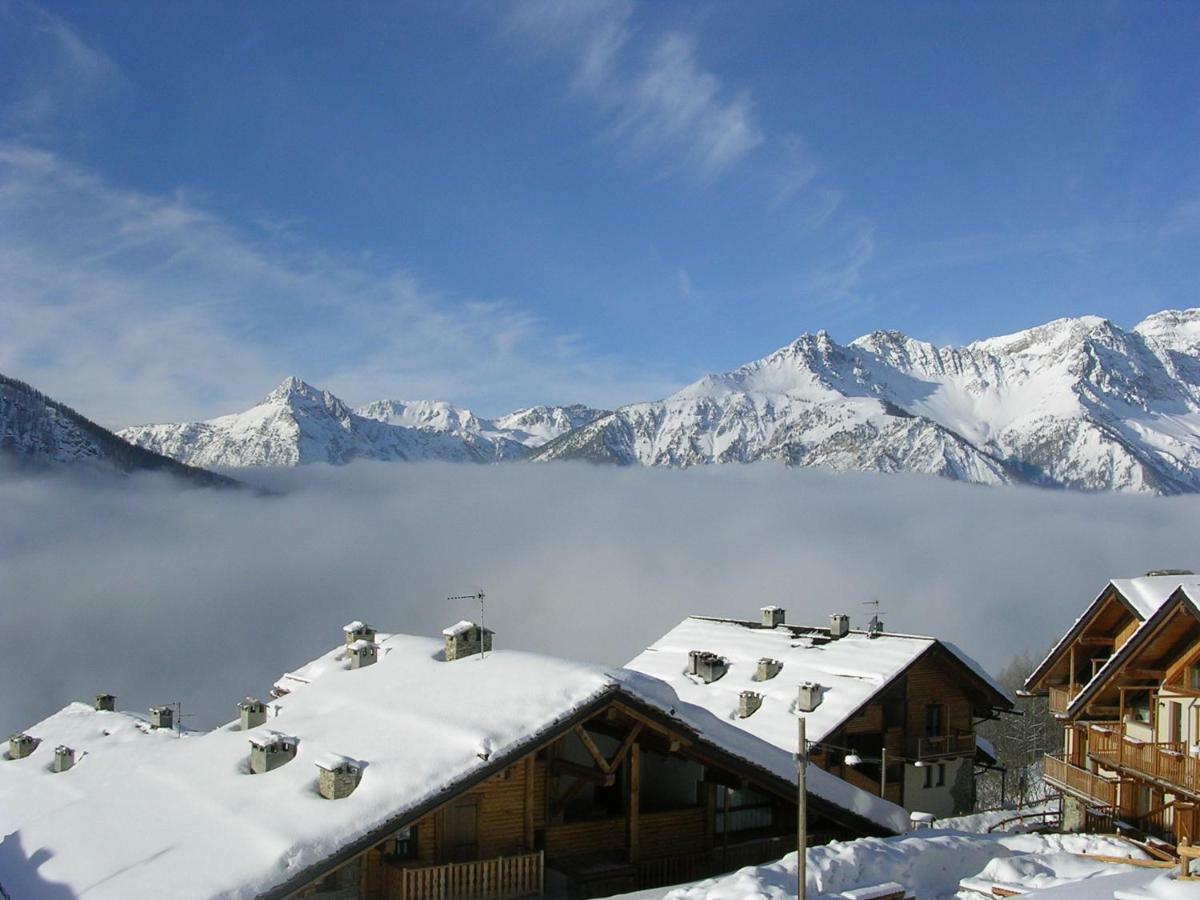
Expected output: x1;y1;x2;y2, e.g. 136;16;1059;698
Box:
119;377;608;468
534;309;1200;494
0;373;240;488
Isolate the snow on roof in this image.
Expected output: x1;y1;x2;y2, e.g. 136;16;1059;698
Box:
0;632;906;899
248;731;295;749
441;619;476;637
313;752;359;771
347;639;376;651
625;617;1009;753
342;620;368;633
1110;574;1200;620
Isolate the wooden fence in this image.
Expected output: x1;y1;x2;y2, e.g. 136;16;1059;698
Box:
1042;754;1118;808
390;850;543;900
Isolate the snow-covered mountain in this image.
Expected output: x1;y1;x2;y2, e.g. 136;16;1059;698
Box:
532;309;1200;494
0;373;239;488
118;377;608;468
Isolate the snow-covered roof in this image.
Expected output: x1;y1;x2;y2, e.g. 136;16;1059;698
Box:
342;620;368;633
625;616;1011;751
248;731;295;749
441;619;477;637
347;638;376;652
314;752;359;772
0;632;907;899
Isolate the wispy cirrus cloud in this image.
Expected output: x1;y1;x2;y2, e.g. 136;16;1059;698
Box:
0;144;680;426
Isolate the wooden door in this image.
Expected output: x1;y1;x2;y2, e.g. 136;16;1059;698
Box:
443;799;480;862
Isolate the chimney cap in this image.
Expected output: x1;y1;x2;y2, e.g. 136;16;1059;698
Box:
760;605;783;612
315;752;360;773
443;620;494;638
343;620;370;633
348;639;377;651
249;731;296;750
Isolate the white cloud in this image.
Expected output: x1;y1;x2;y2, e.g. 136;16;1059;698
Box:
4;460;1197;733
0;144;679;426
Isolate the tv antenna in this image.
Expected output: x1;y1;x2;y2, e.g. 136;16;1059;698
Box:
863;599;885;638
447;590;487;659
174;700;196;739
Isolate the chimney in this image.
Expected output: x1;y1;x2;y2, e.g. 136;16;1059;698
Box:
343;621;376;646
754;658;783;681
7;733;36;760
443;621;493;661
249;733;298;774
239;698;268;730
52;746;75;773
348;640;378;669
796;682;823;713
687;650;728;684
868;614;884;639
94;693;116;712
830;614;850;639
761;606;785;628
738;691;764;718
149;705;174;730
316;754;362;799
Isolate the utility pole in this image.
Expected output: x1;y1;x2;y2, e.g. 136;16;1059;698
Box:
797;715;806;900
881;745;887;798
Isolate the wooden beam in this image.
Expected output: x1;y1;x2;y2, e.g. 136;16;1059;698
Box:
1078;637;1116;646
550;758;613;786
1123;669;1166;680
607;722;643;774
551;774;592;819
574;725;612;775
523;755;535;851
612;701;693;747
628;742;640;864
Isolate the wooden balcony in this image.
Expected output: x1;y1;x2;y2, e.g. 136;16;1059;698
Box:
388;850;543;900
910;733;976;760
1088;725;1200;797
1043;754;1118;808
1048;685;1075;716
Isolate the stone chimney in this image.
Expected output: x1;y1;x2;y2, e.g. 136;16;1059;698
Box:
149;705;174;730
343;621;376;646
443;621;493;661
348;640;378;669
754;658;783;681
761;606;785;628
52;746;75;773
249;733;297;774
7;733;36;760
94;693;116;712
738;691;764;718
830;614;850;639
316;754;362;799
796;682;823;713
687;650;728;684
239;698;268;730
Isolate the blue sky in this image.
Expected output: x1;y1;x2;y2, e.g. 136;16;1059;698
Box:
2;0;1198;424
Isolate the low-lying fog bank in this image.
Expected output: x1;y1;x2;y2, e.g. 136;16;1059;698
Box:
3;460;1196;731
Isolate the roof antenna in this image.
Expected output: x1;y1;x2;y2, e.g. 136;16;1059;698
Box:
447;589;487;659
864;599;885;639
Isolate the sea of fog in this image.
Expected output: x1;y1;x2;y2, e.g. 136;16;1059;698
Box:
3;460;1198;732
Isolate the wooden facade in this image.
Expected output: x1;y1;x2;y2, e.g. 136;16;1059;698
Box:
807;645;1005;814
282;694;880;900
1028;582;1200;846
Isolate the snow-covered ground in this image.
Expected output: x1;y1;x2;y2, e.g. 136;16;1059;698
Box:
607;827;1194;900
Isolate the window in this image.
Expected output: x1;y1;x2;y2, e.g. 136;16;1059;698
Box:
937;763;946;787
1129;691;1151;724
1189;665;1200;691
390;825;419;860
925;704;943;737
923;765;933;789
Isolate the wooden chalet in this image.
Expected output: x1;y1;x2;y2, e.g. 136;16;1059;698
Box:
626;608;1014;819
1026;572;1200;845
0;622;906;900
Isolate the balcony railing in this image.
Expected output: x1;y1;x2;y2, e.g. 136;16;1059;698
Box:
1048;685;1075;716
1088;725;1200;797
1043;754;1118;808
388;850;544;900
910;733;976;760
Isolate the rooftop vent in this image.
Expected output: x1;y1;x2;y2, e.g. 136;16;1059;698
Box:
754;658;783;682
1145;569;1195;577
738;691;764;718
94;694;115;712
52;746;75;773
830;614;850;639
149;705;174;730
7;733;36;760
347;640;378;670
796;682;823;713
239;698;268;730
761;606;785;628
316;754;362;799
249;733;298;774
343;621;376;646
687;650;728;684
443;620;494;661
